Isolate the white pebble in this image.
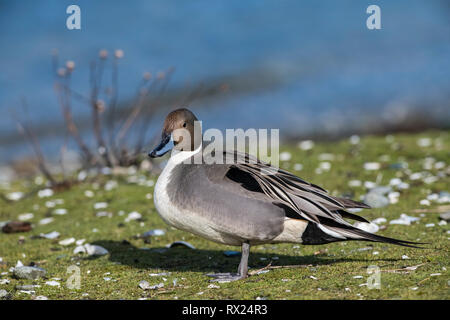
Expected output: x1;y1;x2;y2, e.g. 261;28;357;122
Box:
125;211;142;222
364;162;380;171
298;140;314;150
388;192;400;204
348;180;362;187
417;138;431;147
318;153;335;161
389;178;402;186
354;222;379;233
94;202;108;209
319;162;331;171
18;213;34;221
7;192;24;201
58;238;75;246
364;181;377;189
45;201;56;208
397;182;410;190
427;193;439;201
96;211;112;218
423;176;438;185
78;171;87;181
41;231;60;239
434;161;445;170
349;135;360;144
146;180;155;187
39;217;54;225
143;229;165;237
45;281;60;287
53;208;67;215
84;190;94;198
38;189;53;198
74;244;108;256
409;172;423;180
372;217;387;224
104;180;118;191
139;280;163;290
279;152;291;161
390;214;420;225
34;176;44;185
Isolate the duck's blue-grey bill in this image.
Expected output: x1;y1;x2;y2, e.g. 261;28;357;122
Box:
149;134;173;158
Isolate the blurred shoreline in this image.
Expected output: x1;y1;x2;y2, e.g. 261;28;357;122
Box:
2;65;449;166
1;117;448;181
3;103;449;164
1;1;449;171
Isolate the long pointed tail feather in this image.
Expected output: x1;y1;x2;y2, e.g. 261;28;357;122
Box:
334;197;371;209
302;218;426;248
325;224;426;248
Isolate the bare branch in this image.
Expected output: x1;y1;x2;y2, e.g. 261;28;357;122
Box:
12;100;57;186
54;79;95;164
89;59;112;166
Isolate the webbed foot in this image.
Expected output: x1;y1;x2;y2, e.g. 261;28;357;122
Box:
205;242;251;282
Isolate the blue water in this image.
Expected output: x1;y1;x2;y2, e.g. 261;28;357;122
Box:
1;0;449;161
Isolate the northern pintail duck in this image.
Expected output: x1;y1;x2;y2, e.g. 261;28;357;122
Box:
149;108;420;281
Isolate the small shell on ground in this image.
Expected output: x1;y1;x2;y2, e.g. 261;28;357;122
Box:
41;231;60;239
125;211;142;222
73;244;109;256
94;202;108;209
59;238;75;246
142;229;165;237
166;241;196;249
354;222;379;233
18;213;34;221
45;281;60;287
39;218;54;225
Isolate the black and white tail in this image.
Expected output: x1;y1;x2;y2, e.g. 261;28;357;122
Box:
301;219;423;248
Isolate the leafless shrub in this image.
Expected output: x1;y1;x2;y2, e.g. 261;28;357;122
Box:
13;49;178;190
52;49;175;167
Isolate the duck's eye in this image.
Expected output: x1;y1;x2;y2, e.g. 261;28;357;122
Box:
182;122;187;127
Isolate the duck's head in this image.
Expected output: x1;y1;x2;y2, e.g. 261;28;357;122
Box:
149;108;201;158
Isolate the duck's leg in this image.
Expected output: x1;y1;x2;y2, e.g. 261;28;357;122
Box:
237;242;250;276
207;242;250;282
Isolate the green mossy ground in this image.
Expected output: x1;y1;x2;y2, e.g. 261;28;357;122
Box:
0;130;448;300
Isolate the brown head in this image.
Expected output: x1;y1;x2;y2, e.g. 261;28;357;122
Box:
148;108;201;158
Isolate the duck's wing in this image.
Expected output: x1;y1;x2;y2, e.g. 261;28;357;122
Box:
222;151;423;248
223;151;368;226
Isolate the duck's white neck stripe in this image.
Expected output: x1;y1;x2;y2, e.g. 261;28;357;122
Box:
168;144;203;166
